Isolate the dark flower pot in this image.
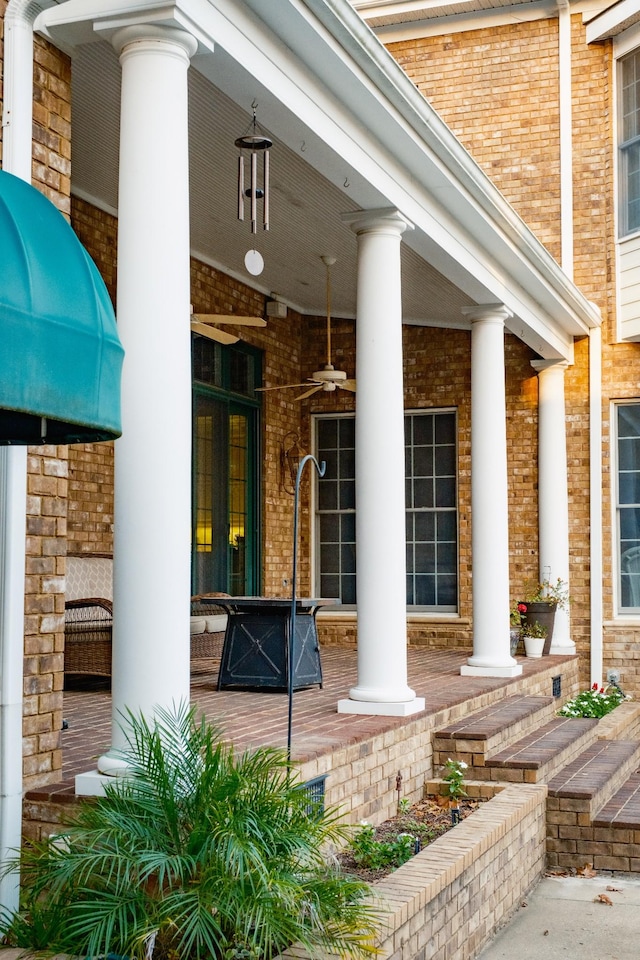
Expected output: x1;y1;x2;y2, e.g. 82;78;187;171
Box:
523;601;557;655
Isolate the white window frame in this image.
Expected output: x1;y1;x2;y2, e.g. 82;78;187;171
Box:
311;408;459;613
613;400;640;617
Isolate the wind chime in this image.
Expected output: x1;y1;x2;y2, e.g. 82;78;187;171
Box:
235;103;272;235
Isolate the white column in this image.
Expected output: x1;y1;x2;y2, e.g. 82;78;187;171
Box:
95;24;197;777
532;359;575;654
338;208;424;716
462;305;522;678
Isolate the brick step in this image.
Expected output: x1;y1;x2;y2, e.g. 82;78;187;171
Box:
483;717;598;784
433;695;555;774
547;739;640;818
593;769;640;828
547;747;640;873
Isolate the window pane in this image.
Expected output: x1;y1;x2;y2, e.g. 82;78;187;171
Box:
413;478;433;508
437;511;456;541
339;417;355;447
436;476;456;507
435;413;455;444
620;506;640;540
415;512;435;541
413;446;433;477
318;418;337;448
319;480;338;511
412;416;433;445
619;472;640;505
435;445;456;476
341;512;355;542
321;543;340;571
342;575;357;604
320;513;339;542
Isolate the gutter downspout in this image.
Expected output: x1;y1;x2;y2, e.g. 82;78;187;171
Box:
557;0;574;280
589;325;604;686
0;0;46;916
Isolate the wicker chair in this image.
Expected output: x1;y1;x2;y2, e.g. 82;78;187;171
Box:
64;557;229;680
189;593;229;671
64;597;113;677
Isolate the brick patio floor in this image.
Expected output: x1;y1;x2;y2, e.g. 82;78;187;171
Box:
61;647;572;780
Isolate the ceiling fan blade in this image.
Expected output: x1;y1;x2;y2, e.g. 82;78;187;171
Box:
338;379;356;392
255;382;316;392
295;384;323;401
190;320;239;345
192;314;267;328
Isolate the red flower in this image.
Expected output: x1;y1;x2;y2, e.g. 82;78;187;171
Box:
592;682;599;690
517;603;527;614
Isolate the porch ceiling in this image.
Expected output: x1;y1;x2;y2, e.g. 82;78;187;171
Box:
70;40;473;327
39;0;602;360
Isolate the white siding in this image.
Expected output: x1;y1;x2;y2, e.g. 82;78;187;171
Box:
619;233;640;340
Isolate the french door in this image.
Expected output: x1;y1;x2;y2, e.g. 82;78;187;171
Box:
192;339;260;596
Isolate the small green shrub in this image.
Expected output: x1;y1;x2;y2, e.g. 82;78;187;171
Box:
558;683;627;719
0;704;380;960
442;758;467;803
349;822;416;871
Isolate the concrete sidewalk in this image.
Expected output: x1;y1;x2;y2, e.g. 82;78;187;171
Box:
478;873;640;959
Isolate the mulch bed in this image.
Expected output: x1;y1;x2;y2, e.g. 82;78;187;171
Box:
338;794;486;882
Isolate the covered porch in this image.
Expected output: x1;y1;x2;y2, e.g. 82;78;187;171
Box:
26;647;580;834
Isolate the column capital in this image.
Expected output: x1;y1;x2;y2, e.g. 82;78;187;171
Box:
462;303;513;324
341;207;414;238
531;358;570;375
111;23;199;60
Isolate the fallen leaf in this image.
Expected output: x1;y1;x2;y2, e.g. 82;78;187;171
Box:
578;863;597;878
606;886;622;892
521;900;528;908
594;894;613;905
543;930;549;936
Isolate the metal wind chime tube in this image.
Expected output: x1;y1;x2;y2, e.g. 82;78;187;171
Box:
235;104;272;234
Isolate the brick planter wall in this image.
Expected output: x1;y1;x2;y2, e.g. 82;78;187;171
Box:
21;783;547;960
282;783;547;960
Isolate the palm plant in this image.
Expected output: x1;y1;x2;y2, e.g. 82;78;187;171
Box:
1;704;379;960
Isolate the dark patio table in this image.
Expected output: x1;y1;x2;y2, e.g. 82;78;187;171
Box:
202;596;337;692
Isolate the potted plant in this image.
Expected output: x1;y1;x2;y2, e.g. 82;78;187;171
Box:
509;604;525;656
522;619;548;658
519;576;569;654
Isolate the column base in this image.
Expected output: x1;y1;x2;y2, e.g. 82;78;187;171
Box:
461;661;523;678
337;696;425;716
550;640;576;655
75;769;112;797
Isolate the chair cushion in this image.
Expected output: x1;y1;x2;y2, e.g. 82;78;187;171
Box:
204;614;227;634
190;617;207;635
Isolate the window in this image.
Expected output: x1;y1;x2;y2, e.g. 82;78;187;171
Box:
616;403;640;611
619;50;640;236
315;410;458;609
192;336;261;596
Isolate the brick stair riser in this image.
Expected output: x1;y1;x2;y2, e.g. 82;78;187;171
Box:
547;809;640;872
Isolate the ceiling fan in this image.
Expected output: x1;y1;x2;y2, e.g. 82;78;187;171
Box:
257;256;356;401
190;306;266;345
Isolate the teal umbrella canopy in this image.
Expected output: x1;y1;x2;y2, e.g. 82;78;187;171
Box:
0;170;123;444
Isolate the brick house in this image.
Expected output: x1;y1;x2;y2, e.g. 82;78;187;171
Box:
0;0;636;905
